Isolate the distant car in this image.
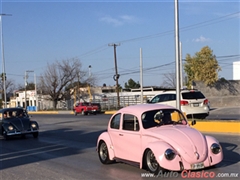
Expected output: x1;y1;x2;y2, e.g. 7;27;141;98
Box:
73;102;100;115
147;89;209;119
0;107;39;140
97;104;223;174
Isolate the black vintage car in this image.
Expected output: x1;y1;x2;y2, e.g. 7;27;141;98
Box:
0;107;39;139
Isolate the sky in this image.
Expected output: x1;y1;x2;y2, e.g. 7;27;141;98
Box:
0;0;239;88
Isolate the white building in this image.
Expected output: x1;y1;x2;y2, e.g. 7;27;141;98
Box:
233;61;240;80
14;90;63;110
15;90;37;108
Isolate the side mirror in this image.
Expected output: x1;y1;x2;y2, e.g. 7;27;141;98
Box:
191;120;196;126
147;99;150;103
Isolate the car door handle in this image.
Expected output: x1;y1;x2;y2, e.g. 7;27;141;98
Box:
119;134;123;136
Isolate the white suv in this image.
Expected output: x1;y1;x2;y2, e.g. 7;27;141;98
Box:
147;89;209;119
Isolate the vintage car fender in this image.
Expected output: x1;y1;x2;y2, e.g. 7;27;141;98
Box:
143;140;182;171
2;123;15;132
97;132;115;161
205;135;223;165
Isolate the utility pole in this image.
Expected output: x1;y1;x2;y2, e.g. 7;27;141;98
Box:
34;73;38;111
25;70;34;109
88;65;92;102
109;43;120;109
0;13;11;108
174;0;181;110
180;42;183;89
140;48;143;104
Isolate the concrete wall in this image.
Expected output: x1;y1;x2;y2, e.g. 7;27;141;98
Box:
195;80;240;107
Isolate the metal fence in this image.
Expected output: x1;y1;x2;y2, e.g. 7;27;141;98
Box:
63;94;155;111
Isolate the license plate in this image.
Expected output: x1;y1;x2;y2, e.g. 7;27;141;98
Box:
191;162;204;170
193;103;199;107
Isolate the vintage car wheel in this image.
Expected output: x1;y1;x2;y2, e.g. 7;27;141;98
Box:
145;149;161;174
33;132;39;138
2;130;9;140
81;110;86;115
3;134;9;140
98;141;113;164
21;134;26;139
74;110;77;116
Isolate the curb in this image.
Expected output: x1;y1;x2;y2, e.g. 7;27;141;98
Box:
28;111;59;114
188;121;240;134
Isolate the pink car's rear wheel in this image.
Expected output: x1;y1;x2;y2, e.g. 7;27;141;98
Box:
98;141;113;164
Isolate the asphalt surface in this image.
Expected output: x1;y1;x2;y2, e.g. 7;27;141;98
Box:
206;107;240;120
0;114;239;180
30;106;240;120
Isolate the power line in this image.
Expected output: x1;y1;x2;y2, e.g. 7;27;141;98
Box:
6;53;240;80
75;11;240;58
114;11;240;44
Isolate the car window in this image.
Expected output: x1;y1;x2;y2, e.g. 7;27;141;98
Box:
141;109;187;129
150;95;161;103
151;94;169;103
159;94;176;102
122;114;139;131
2;109;28;119
161;94;168;101
182;91;205;99
168;94;176;101
110;113;121;129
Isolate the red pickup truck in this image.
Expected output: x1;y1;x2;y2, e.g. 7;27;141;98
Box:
73;102;100;115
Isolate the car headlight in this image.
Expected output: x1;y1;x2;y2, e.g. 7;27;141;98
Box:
31;123;37;128
164;149;176;160
8;125;14;131
211;143;221;154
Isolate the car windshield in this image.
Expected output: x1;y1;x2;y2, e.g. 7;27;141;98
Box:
141;109;187;129
3;109;28;119
182;91;205;99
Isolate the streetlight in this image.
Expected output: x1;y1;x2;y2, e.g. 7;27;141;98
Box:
25;70;34;109
0;13;12;108
88;65;92;101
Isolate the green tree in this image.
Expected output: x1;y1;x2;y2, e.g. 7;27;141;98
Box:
124;78;140;89
184;46;221;87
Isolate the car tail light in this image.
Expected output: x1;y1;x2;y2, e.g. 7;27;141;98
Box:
180;100;189;106
203;99;209;105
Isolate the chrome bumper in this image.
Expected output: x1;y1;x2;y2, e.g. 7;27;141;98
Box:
7;129;38;136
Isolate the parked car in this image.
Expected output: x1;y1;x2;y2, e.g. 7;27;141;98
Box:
97;104;223;174
147;89;209;119
73;102;100;115
0;107;39;140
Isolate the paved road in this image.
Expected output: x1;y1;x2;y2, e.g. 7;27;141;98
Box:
207;107;240;120
0;114;239;180
29;106;240;120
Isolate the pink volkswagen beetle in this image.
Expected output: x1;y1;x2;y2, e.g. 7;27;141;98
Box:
97;104;223;174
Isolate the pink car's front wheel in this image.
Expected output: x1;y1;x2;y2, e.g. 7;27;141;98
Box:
145;149;161;174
